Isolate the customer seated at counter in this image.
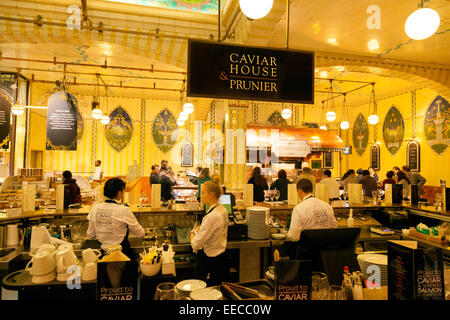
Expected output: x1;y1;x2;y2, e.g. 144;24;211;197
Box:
395;170;411;200
341;169;358;198
190;181;228;286
150;164;160;185
286;179;337;242
402;165;427;199
160;166;176;202
359;170;378;198
62;170;82;205
319;170;340;201
247;166;268;203
87;177;145;259
381;170;396;190
270;169;290;201
368;167;379;183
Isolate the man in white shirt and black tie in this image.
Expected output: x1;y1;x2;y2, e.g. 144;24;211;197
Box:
190;181;228;286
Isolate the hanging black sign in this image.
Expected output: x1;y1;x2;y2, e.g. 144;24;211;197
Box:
187;40;314;103
407;140;420;172
370;144;380;171
181;141;194;167
0;88;11;150
46;91;78;150
323;152;333;169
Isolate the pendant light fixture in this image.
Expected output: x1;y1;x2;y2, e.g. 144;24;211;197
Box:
11;105;25;116
91;75;102;120
340;94;350;130
177;120;185;126
281;103;292;120
178;111;189;122
239;0;273;20
405;1;440;40
183;102;194;114
325;80;337;122
100;86;110;125
319;101;327;130
367;83;379;125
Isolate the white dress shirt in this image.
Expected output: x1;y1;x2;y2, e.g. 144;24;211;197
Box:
319;177;340;199
191;203;228;257
87;200;145;250
93;166;103;180
287;195;338;242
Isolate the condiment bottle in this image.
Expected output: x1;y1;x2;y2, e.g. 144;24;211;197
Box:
352;272;364;300
347;209;354;227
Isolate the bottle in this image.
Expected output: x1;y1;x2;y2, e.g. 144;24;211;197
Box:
347;209;354;227
352;272;364;300
343;271;354;300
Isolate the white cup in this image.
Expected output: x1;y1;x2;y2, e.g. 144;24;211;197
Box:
34;243;56;256
59;248;79;268
82;262;97;281
82;248;102;263
25;251;56;276
56;243;74;253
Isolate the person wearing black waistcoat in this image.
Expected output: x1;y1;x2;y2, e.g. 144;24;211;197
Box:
87;178;145;259
247;166;268;203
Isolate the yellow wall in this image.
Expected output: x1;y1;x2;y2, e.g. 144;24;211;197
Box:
345;88;450;186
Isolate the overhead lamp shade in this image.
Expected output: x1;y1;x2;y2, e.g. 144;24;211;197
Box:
405;8;440;40
11;106;25;116
368;114;379;125
177;120;185;127
100;115;110;125
326;111;336;122
281;108;292;119
183;102;194;114
239;0;273;20
178;112;189;122
319;125;327;130
340;121;350;130
91;108;102;120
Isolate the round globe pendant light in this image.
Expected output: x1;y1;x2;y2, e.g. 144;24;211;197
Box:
340;120;350;130
178;112;189;122
320;125;327;130
11;105;25;116
368;114;379;125
326;111;336;122
183;102;194;114
177;120;185;127
91;108;102;120
100;115;110;125
239;0;273;20
405;8;440;40
281;108;292;119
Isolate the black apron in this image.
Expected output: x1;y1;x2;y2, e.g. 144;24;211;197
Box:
102;199;134;260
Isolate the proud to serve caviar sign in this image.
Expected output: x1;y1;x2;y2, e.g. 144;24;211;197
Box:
187;40;314;104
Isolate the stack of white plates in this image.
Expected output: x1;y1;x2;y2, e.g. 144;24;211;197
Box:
175;279;207;298
190;287;223;300
357;253;388;286
246;207;269;240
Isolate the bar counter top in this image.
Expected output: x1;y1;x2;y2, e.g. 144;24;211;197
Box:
0;201;449;223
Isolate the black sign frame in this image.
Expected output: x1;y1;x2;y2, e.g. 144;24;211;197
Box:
181;141;194;167
323;151;333;169
187;40;315;104
370;144;380;171
0;88;11;150
406;140;420;172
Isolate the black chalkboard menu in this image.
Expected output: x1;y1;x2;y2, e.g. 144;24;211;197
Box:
0;88;11;149
323;152;333;169
188;40;314;103
46;91;78;150
370;144;380;171
407;141;420;172
181;141;194;167
388;241;445;300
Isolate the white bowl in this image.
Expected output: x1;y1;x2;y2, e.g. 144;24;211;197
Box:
271;233;286;240
176;279;207;296
140;261;161;277
190;288;223;300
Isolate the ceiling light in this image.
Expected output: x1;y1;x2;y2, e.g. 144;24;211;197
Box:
100;115;110;125
319;71;328;78
177;120;185;126
340;121;350;130
320;125;327;130
11;105;25;116
336;66;345;72
239;0;273;20
327;38;338;45
178;112;189;122
91;101;102;120
368;114;379;125
405;8;440;40
367;39;379;51
281;108;292;119
326;111;336;122
183;102;194;114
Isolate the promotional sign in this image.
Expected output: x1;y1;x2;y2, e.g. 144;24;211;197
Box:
407;140;420;172
188;40;314;103
275;260;312;300
97;260;139;301
0;88;11;149
383;106;405;155
46;91;78;150
105;106;133;152
152;109;178;153
424;96;450;155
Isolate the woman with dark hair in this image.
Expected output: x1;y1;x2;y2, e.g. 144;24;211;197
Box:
87;177;144;258
197;168;211;200
341;169;358;197
247;167;268;203
395;170;411;200
62;170;82;205
270;170;290;201
382;171;396;190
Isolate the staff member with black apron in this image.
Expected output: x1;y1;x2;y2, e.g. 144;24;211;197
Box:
87;177;145;259
190;181;228;286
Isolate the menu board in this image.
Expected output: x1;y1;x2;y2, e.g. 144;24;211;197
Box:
0;88;11;149
407;141;420;172
323;152;333;169
181;141;193;167
97;261;138;301
388;241;445;300
46;91;78;150
370;144;380;171
188;40;314;103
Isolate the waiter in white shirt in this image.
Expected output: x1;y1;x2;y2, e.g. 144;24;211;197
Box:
93;160;103;180
287;178;337;242
87;177;145;259
190;181;228;286
318;169;341;200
